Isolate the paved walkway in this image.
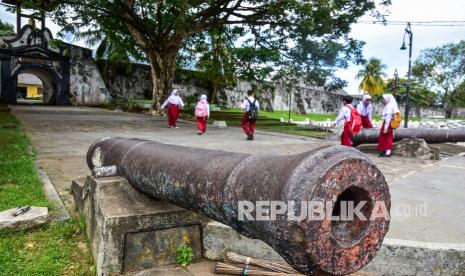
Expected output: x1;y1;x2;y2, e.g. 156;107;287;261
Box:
11;105;465;244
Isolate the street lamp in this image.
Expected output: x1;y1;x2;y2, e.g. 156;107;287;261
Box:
393;69;400;101
400;22;413;128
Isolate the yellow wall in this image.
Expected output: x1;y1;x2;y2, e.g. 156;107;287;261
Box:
17;84;43;98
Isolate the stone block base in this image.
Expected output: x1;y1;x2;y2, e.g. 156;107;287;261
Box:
72;175;208;275
357;138;440;160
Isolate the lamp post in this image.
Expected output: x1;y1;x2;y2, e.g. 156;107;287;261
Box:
400;22;413;128
393;69;400;101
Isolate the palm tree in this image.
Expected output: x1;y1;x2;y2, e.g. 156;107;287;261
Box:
356;58;387;96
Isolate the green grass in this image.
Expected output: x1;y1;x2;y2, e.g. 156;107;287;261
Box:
181;109;333;138
0;115;51;210
0;112;95;276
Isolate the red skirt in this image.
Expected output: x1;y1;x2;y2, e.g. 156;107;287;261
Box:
378;121;393;152
341;123;352;147
361;115;373;129
167;104;180;126
196;116;207;133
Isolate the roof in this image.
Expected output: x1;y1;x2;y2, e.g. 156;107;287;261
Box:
330;89;349;96
17;73;42;85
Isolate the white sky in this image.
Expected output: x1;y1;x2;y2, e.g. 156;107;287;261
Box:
2;0;465;95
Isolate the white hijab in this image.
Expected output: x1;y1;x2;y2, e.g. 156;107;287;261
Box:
362;95;372;104
359;95;372;114
382;94;400;115
167;89;181;105
199;94;207;102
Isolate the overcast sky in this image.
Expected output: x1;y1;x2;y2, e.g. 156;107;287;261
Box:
2;0;465;95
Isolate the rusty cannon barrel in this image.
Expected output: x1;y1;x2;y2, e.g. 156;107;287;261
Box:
352;128;465;146
87;137;390;275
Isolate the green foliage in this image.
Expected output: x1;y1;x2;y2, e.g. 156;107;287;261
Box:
176;245;193;267
0;19;15;36
0;220;95;275
412;41;465;116
385;77;437;107
451;81;465;108
45;0;390;108
356;58;387;96
48;39;62;49
0;114;50;210
0;113;95;275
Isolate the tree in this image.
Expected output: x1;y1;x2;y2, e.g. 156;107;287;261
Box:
386;77;437;107
356;57;387;96
412;41;465;118
188;27;237;104
0;19;15;36
451;81;465;110
38;0;389;113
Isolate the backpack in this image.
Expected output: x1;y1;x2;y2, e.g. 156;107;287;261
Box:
246;98;259;120
346;104;362;134
390;112;402;129
195;101;208;117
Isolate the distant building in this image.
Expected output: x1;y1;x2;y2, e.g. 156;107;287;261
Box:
17;73;43;99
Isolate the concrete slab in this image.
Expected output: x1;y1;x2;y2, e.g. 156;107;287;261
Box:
0;206;48;230
387;155;465;243
72;175;208;275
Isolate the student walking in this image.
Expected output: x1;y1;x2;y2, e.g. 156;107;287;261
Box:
161;89;184;128
357;95;373;129
378;94;399;157
332;95;358;147
241;90;259;140
195;94;210;135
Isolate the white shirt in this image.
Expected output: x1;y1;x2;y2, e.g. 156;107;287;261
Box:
241;97;260;111
161;95;184;109
356;102;372;120
334;105;352;125
382;113;393;128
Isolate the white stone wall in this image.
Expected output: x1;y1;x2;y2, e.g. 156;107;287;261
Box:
69;46;111;106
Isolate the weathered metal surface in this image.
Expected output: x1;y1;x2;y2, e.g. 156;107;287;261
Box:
352;128;465;146
87;137;391;275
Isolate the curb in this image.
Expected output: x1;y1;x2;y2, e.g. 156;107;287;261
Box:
36;161;70;221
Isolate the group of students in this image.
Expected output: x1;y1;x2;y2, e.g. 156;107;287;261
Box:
161;89;259;140
161;88;399;155
333;94;400;157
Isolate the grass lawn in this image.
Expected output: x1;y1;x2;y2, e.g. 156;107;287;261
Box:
0;112;95;276
180;109;333;138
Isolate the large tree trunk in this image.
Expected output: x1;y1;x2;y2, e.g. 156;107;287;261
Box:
444;91;453;118
210;83;218;104
147;48;179;115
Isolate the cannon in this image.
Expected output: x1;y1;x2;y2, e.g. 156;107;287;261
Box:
87;137;391;275
352;128;465;146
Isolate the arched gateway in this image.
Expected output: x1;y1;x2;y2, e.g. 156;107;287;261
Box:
0;24;71;105
0;3;110;106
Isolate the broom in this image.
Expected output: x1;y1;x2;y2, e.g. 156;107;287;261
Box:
215;262;303;276
224;252;302;274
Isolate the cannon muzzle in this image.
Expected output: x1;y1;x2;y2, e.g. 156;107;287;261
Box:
87;137;390;275
353;128;465;146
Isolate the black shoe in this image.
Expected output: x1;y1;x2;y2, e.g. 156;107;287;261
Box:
378;152;385;157
247;132;254;140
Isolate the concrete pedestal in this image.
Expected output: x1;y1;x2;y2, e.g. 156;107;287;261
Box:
72;176;208;275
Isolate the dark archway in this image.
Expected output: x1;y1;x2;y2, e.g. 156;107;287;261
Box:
0;24;71;105
11;64;63;105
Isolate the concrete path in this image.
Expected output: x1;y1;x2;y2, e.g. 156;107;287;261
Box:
387;154;465;243
10;105;465;245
